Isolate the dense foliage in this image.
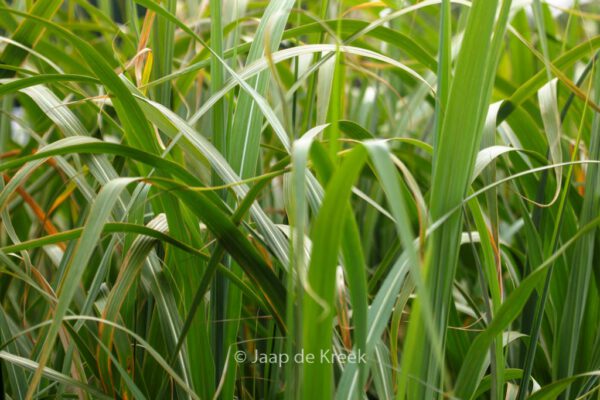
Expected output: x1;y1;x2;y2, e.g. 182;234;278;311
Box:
0;0;599;399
